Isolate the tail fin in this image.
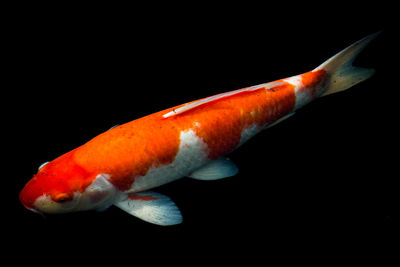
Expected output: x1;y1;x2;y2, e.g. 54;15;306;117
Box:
315;32;379;97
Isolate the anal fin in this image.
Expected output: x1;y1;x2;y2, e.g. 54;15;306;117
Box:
265;112;295;129
113;191;182;226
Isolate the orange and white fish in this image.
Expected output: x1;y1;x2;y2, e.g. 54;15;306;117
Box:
20;33;378;225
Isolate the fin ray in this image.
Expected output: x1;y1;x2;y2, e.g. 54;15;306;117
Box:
315;32;379;97
113;191;182;226
188;158;238;180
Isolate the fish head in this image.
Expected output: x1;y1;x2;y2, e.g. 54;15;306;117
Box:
19;151;103;214
20;171;80;214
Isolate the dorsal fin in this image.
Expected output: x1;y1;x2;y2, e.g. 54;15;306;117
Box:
162;81;286;118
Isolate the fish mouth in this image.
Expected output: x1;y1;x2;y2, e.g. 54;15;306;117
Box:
20;199;43;215
24;205;42;215
19;186;42;215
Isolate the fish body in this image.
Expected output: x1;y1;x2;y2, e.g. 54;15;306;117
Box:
20;33;378;225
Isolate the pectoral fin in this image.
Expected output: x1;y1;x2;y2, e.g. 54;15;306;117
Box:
113;191;182;226
187;158;238;180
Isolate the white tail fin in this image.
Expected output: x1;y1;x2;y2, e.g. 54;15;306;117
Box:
315;32;379;97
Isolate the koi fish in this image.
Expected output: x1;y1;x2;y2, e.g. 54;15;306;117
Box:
20;33;378;225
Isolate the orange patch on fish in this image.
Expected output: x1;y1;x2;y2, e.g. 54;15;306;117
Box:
161;82;297;159
73;116;183;191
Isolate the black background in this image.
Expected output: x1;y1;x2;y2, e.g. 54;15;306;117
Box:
6;3;398;264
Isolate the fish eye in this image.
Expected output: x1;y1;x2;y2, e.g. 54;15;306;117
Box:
54;193;72;203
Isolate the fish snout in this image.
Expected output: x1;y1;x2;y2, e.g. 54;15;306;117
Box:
19;182;40;213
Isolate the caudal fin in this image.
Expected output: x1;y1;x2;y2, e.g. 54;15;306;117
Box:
315;32;379;97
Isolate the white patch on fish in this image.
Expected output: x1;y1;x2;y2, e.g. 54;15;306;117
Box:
283;75;308;110
129;129;209;192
